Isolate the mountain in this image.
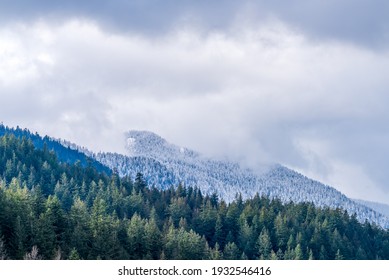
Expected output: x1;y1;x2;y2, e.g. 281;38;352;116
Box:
94;130;389;228
3;133;389;260
0;124;111;175
96;130;264;200
355;199;389;218
3;124;387;228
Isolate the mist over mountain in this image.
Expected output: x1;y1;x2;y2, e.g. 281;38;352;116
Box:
1;124;387;228
94;130;389;228
355;199;389;218
2;130;389;260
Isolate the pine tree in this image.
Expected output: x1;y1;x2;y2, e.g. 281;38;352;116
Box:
319;245;328;260
222;242;240;260
44;195;67;250
270;250;278;260
356;247;367;260
168;227;205;260
127;213;146;259
90;197;117;259
256;228;272;260
294;243;304;260
213;214;225;248
210;243;222;260
68;248;81;260
238;218;255;258
11;215;27;259
164;224;177;259
276;248;284;260
69;197;91;258
168;197;190;227
34;211;56;259
144;216;162;259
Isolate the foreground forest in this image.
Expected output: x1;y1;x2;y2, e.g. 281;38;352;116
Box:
1;134;389;260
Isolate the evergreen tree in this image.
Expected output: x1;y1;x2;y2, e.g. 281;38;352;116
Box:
256;228;272;259
69;197;91;258
68;248;81;260
223;242;240;260
127;213;146;259
144;216;162;259
294;243;304;260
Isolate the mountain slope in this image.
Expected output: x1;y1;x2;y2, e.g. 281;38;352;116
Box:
355;199;389;218
95;130;389;228
6;125;385;228
0;124;111;175
3;133;389;260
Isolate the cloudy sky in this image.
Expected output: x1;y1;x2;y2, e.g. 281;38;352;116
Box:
1;0;389;203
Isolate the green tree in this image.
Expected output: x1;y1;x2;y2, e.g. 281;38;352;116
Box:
168;197;190;227
90;198;119;259
127;213;146;259
210;243;222;260
223;242;240;260
294;243;304;260
144;216;162;259
256;228;272;259
69;197;91;258
68;248;81;260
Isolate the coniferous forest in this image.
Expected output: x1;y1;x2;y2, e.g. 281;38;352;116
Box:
1;134;389;260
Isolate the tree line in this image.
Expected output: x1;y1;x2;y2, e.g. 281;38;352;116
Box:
0;134;389;260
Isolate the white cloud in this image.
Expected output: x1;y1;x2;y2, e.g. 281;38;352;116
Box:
1;19;389;203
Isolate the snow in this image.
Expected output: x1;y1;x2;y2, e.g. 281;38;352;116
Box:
126;137;136;153
354;199;389;218
60;130;389;228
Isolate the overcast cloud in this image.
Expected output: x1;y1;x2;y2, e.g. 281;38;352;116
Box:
1;1;389;203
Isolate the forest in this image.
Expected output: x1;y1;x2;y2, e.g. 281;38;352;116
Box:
1;134;389;260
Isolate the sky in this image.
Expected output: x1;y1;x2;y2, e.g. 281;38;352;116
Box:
1;0;389;203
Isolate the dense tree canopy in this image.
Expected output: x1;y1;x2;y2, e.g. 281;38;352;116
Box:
0;134;389;260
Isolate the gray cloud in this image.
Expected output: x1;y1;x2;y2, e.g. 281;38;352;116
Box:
1;0;389;47
1;3;389;204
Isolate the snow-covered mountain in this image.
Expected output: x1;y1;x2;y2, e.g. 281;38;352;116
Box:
94;130;389;228
354;199;389;218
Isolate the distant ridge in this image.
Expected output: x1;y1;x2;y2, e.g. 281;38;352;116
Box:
4;124;387;228
0;124;111;175
355;199;389;218
94;130;389;228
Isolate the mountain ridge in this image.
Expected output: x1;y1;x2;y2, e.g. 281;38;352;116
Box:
354;199;389;218
95;130;389;228
2;124;388;228
3;132;389;260
0;124;112;175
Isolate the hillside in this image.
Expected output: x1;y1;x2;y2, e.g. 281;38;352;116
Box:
0;124;111;175
355;199;389;218
94;130;389;228
1;134;389;260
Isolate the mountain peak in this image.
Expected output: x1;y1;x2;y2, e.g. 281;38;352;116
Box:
125;130;198;159
125;130;166;155
100;129;389;228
